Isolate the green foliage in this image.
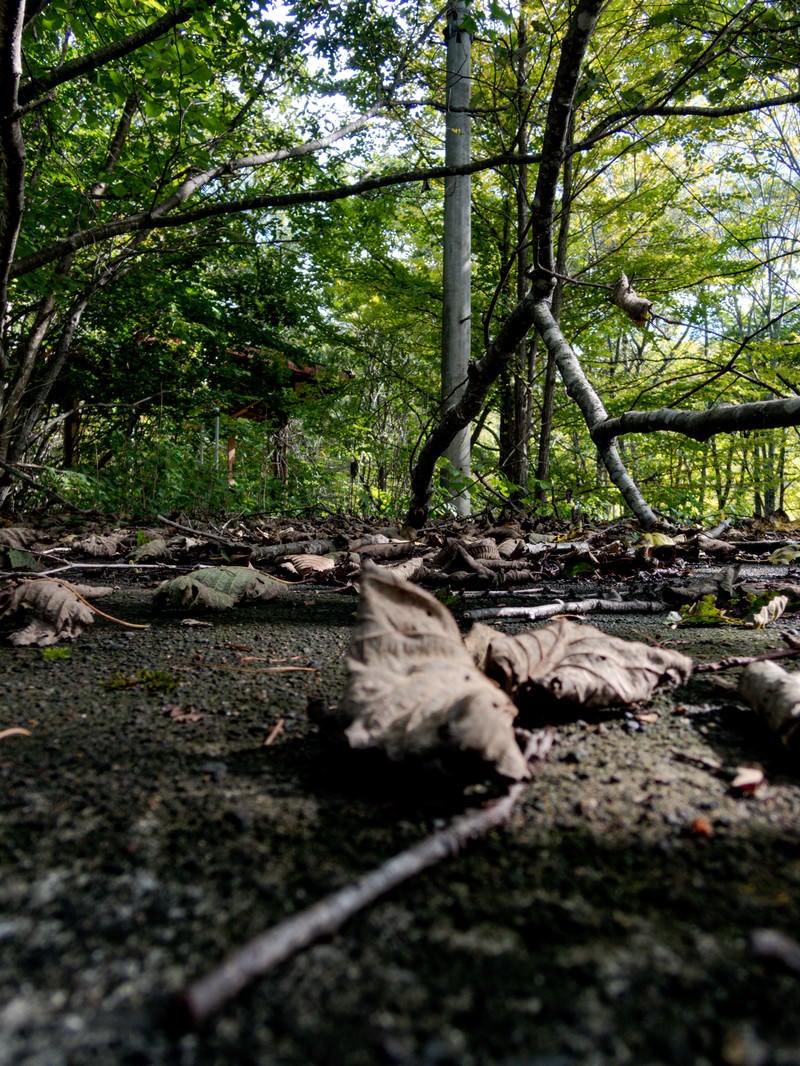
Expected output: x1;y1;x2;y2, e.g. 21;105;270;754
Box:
41;647;71;662
679;594;737;626
4;0;800;524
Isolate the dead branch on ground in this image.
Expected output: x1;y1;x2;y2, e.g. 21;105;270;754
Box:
172;731;552;1031
465;597;664;622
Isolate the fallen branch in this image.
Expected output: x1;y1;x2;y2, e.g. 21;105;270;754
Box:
695;647;800;673
738;660;800;752
464;597;665;622
28;562;190;577
156;513;239;547
250;538;339;562
172;732;552;1031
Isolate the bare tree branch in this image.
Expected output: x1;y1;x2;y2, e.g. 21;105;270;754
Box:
9;148;547;279
592;396;800;446
529;299;661;529
573;90;800;156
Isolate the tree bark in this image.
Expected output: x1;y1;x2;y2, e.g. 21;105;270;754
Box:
0;0;26;367
441;0;472;515
529;299;660;528
499;12;532;496
592;396;800;446
535;110;575;509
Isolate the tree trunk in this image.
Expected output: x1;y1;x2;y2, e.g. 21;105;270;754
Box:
0;0;26;352
529;299;661;529
441;0;472;515
535;112;574;508
498;12;532;497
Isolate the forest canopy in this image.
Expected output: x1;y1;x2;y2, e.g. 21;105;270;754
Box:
1;0;799;524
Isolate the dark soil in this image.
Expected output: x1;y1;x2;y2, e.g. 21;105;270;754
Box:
2;569;800;1066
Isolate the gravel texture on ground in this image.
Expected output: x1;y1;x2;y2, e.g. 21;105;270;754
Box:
2;571;800;1066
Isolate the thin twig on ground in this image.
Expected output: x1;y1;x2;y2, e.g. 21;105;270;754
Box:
695;647;800;673
156;514;239;546
172;732;552;1032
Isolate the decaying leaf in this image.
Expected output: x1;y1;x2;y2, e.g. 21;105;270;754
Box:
679;594;735;626
281;553;336;578
71;531;129;557
750;595;788;629
130;536;170;562
466;619;693;712
341;563;530;780
153;566;292;611
769;544;800;565
0;526;40;550
0;578;96;646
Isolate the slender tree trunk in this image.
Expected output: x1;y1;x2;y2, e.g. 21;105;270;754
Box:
0;0;26;378
530;300;660;528
407;0;616;529
535;113;574;508
441;0;472;515
499;13;532;495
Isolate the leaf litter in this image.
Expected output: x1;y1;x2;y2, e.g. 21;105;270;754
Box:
0;577;120;646
4;513;800;1048
340;563;692;779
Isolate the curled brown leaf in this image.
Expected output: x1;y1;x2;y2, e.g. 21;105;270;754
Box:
467;619;693;712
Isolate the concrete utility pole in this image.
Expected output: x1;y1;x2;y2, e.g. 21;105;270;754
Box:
441;0;472;516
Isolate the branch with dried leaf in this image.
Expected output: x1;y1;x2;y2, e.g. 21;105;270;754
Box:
611;273;652;327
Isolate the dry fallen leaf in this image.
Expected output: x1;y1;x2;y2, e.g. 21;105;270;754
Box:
71;531;129;557
0;578;95;646
749;928;800;973
731;766;766;793
130;536;170;562
341;562;530;780
0;526;40;550
166;705;204;723
281;553;336;578
466;619;693;712
750;595;788;629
